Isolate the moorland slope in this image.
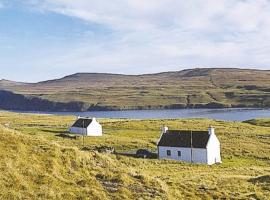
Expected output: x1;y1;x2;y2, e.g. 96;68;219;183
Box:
0;112;269;199
0;68;270;111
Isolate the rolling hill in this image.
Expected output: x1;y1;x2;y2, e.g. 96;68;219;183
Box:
1;68;270;111
0;112;269;199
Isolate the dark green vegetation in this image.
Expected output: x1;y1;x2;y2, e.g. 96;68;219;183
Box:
244;118;270;127
0;68;270;111
0;112;269;199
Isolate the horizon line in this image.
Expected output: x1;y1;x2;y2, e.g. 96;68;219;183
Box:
1;67;270;84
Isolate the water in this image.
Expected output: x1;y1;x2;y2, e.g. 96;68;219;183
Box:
17;108;270;121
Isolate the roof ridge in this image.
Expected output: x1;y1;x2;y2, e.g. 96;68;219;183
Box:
158;129;210;148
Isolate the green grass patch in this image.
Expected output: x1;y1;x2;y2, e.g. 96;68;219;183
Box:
0;112;269;199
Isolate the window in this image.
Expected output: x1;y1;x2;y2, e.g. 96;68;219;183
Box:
178;151;181;157
167;150;171;156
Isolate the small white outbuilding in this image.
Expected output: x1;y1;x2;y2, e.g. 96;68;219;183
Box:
157;126;221;165
69;117;102;136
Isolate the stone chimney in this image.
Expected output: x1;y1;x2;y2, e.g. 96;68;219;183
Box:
162;126;169;134
208;126;215;135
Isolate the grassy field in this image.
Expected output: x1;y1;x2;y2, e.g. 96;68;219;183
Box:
244;119;270;127
1;68;270;111
0;112;269;199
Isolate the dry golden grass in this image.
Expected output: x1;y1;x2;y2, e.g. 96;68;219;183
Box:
0;112;269;199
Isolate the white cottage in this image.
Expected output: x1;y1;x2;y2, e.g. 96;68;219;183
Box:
69;117;102;136
157;126;221;165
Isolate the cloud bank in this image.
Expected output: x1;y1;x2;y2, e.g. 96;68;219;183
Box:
1;0;270;81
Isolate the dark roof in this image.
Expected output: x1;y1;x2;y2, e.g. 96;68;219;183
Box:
157;130;210;148
71;118;93;128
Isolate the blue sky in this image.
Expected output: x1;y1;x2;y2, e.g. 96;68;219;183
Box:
0;0;270;82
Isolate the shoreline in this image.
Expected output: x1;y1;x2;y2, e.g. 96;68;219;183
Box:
1;106;269;113
2;107;269;122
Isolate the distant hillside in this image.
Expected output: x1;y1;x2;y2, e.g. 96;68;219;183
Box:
0;68;270;111
0;90;86;112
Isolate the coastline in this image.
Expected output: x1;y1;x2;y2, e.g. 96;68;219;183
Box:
3;107;270;122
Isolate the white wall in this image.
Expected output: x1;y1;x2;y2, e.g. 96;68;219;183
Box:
158;146;207;164
206;133;221;165
69;118;102;136
192;148;207;163
157;127;221;165
86;119;102;136
69;127;87;135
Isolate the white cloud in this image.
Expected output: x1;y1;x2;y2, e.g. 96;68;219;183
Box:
2;0;270;81
26;0;270;32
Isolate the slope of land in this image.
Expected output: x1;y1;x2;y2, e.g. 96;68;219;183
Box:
244;118;270;127
0;112;269;199
0;68;270;111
